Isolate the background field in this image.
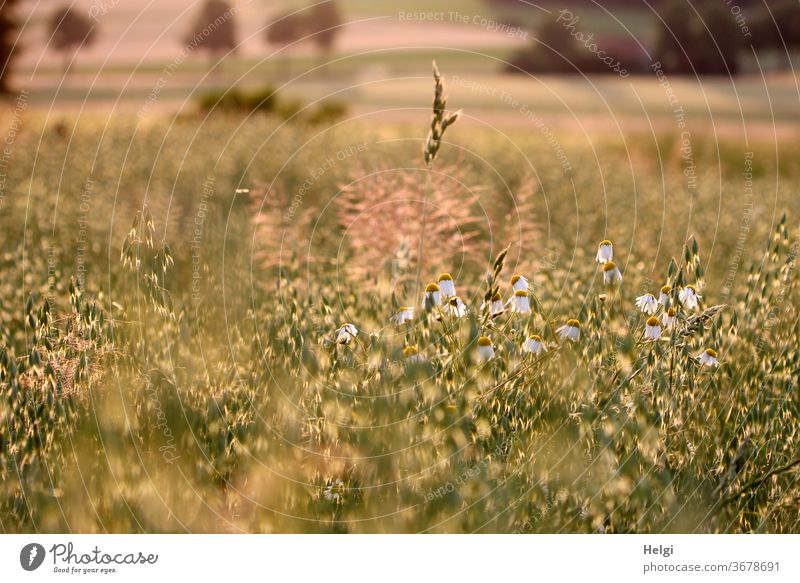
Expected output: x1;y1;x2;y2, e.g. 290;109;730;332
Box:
12;0;800;135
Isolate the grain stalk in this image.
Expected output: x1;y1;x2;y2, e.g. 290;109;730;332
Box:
415;61;461;285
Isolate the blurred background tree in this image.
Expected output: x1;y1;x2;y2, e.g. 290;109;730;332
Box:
653;0;742;74
0;0;21;93
48;5;97;77
750;0;800;65
265;11;308;76
507;14;648;75
265;12;307;50
306;1;343;56
184;0;238;62
508;19;581;74
265;2;343;73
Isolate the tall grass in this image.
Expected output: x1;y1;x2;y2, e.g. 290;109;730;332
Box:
0;68;799;533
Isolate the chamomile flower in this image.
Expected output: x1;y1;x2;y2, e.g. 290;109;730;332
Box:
489;292;505;315
635;293;658;315
444;296;467;318
522;335;547;355
423;283;441;308
511;274;529;291
596;240;613;263
659;284;672;306
602;261;622;286
323;479;345;502
557;319;581;342
438;273;456;297
403;345;423;363
679;284;701;310
698;348;720;367
391;306;415;325
476;336;495;361
509;289;532;314
336;323;358;345
644;316;662;340
662;307;678;329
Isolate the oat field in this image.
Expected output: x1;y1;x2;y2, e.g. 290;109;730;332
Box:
1;66;799;534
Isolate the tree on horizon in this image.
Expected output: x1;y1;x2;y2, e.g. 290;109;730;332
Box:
48;5;97;77
184;0;238;62
0;0;22;93
654;0;742;75
306;1;343;56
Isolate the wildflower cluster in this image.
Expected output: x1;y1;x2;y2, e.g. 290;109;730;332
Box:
333;237;724;373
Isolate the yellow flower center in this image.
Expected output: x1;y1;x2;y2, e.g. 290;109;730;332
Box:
705;348;718;358
567;319;580;327
603;261;617;272
511;274;523;284
403;345;419;357
661;285;671;293
529;335;542;342
667;307;677;317
438;273;453;282
600;240;612;247
646;317;660;326
514;290;528;297
491;293;502;302
477;336;492;347
425;283;440;293
685;284;697;293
